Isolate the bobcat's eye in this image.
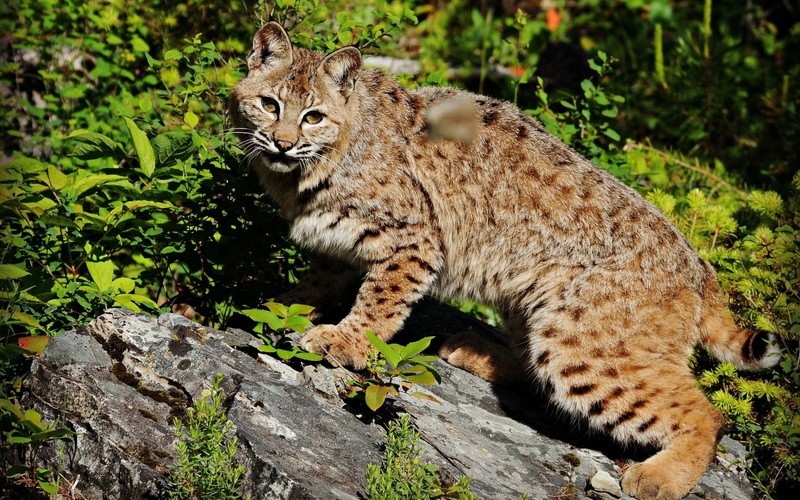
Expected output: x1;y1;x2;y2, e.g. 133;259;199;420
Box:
260;97;279;115
303;111;324;125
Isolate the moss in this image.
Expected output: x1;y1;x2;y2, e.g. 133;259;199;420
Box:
561;453;581;468
137;408;160;422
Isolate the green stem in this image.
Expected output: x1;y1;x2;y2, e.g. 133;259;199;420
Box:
703;0;712;61
478;9;493;95
654;23;666;88
703;0;713;117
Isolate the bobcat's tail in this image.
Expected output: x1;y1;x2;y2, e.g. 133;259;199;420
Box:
699;261;780;370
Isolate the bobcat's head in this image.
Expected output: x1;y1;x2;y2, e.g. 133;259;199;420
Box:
229;22;361;173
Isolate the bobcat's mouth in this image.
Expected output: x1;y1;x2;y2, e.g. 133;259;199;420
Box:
264;152;300;173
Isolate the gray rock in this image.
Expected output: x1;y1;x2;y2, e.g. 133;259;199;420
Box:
587;468;625;499
25;308;756;499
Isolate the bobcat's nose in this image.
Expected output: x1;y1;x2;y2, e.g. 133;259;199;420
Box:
275;139;294;153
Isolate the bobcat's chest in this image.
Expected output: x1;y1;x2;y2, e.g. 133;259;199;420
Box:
289;209;366;260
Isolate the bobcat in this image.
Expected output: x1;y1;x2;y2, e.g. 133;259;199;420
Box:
229;22;779;499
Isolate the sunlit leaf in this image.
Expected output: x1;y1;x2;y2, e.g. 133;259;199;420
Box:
242;309;284;331
265;301;289;317
18;336;49;355
365;384;392;411
287;304;315;316
86;260;115;291
124;117;156;177
0;264;29;279
285;315;312;334
398;336;433;360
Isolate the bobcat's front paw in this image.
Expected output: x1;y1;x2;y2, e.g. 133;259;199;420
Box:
300;324;370;369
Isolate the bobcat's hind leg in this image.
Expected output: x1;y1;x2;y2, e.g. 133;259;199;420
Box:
565;358;723;500
438;331;523;385
616;379;723;500
439;312;528;385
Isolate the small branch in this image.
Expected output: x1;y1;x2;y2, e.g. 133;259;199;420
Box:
626;142;748;199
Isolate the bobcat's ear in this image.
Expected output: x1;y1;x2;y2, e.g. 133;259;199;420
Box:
319;46;362;98
248;22;293;73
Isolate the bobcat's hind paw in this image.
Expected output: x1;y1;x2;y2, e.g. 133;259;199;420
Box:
438;331;520;385
621;461;689;500
300;324;370;370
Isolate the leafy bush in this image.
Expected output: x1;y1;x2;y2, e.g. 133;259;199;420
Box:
0;398;76;495
242;301;322;362
347;332;441;412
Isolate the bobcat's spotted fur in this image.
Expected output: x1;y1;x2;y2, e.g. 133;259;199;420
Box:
229;22;779;499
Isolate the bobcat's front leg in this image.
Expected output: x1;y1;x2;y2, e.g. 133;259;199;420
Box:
277;255;359;322
300;236;442;369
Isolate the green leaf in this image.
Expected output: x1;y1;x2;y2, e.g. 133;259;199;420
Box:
365;330;401;368
124;117;156;177
11;311;43;331
38;480;58;495
0;398;24;419
30;428;75;442
23;408;44;428
284;315;312;334
163;49;181;60
130;35;150;54
113;294;158;311
276;348;295;360
150;130;196;167
242;309;284;331
67;172;127;198
258;342;277;353
398;336;434;360
294;351;323;362
45;165;69;190
0;263;29;279
67;131;126;160
287;304;315;316
365;384;392;411
184;111;199;128
265;301;289;318
86;260;115;291
8;430;32;444
402;369;437;385
602;128;621;141
5;465;30;477
111;277;136;294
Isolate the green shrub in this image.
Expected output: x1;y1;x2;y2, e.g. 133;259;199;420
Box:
170;373;245;500
366;413;475;499
347;332;441;412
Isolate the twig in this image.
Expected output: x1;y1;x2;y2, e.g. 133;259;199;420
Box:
627;142;748;199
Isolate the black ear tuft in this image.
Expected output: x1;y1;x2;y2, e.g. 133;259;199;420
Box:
248;21;293;73
320;46;362;97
